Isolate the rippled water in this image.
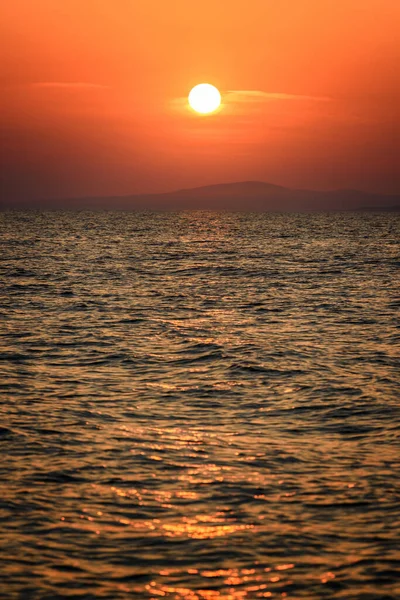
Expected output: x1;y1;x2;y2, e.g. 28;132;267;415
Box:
1;210;399;599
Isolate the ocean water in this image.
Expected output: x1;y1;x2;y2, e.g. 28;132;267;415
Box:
1;210;399;600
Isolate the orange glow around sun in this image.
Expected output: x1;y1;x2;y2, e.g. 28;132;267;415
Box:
0;0;399;200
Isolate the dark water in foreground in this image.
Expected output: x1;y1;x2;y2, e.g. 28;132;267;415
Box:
1;211;399;600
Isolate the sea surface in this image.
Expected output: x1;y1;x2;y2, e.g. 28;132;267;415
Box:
1;210;399;600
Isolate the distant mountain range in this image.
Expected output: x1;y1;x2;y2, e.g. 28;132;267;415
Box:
4;181;400;211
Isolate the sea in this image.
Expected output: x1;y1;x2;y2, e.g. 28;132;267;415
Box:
1;210;399;600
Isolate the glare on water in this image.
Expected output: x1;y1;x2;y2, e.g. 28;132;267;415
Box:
1;210;399;599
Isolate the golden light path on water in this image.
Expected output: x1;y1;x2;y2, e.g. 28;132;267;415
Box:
60;419;398;599
1;211;399;599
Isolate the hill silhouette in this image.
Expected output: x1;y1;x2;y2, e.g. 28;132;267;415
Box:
5;181;400;211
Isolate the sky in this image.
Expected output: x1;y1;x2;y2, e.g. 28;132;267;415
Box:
1;0;399;203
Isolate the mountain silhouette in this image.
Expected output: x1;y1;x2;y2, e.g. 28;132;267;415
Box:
5;181;400;211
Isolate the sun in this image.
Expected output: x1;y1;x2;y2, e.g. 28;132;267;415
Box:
188;84;221;114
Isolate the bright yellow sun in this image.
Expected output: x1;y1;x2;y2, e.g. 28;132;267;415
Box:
188;84;221;114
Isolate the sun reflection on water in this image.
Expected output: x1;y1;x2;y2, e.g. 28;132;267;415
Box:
1;211;399;599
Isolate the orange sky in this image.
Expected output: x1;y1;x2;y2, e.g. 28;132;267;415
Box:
1;0;399;202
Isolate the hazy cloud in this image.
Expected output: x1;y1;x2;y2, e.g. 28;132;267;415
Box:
29;82;108;90
226;90;331;102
